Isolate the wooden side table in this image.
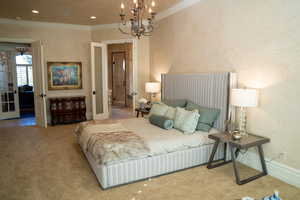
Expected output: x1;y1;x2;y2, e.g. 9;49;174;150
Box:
207;132;270;185
135;107;150;118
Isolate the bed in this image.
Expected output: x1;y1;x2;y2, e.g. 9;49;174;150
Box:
78;72;237;189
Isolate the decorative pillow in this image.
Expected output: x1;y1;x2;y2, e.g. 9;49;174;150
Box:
149;114;174;130
162;99;187;108
149;103;168;117
186;101;220;132
164;106;176;120
174;107;200;134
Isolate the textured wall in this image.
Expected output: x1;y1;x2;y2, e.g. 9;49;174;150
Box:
150;0;300;169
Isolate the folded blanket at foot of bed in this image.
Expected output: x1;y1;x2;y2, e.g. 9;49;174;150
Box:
75;121;150;165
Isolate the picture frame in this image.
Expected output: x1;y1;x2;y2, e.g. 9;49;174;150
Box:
47;62;82;90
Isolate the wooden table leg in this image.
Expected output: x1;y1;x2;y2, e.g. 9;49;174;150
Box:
207;141;232;169
230;144;268;185
258;145;268;175
229;143;241;184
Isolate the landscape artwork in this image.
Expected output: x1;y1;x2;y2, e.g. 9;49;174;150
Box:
47;62;82;90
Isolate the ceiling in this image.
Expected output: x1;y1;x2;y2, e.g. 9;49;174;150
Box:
0;0;180;25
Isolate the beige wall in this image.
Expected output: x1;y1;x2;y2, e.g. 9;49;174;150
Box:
150;0;300;169
0;22;92;119
92;28;150;103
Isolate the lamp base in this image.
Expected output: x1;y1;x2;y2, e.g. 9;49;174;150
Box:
239;107;248;136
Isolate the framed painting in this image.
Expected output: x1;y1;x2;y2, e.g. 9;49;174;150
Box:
47;62;82;90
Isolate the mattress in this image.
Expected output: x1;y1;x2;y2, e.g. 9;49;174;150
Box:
119;118;219;157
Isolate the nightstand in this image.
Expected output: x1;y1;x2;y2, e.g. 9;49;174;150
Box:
207;132;270;185
135;107;150;118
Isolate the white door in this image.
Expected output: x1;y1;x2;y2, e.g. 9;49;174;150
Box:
91;42;109;120
32;41;47;128
0;49;20;119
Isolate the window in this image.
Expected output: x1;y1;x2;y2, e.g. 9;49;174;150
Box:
16;55;33;87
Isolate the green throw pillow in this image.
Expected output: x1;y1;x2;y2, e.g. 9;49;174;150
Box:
174;107;200;134
149;103;168;117
186;101;220;132
149;114;174;130
162;99;187;108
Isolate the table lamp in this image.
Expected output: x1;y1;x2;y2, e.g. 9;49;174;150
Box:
231;88;258;136
145;82;161;102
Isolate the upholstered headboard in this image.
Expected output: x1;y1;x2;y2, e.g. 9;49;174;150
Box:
161;72;237;131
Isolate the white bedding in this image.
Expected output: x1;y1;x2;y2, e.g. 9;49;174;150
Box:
120;118;219;157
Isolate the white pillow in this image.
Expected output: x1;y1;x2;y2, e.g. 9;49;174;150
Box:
174;107;200;134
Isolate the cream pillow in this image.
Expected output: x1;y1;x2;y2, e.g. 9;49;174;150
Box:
174;107;200;134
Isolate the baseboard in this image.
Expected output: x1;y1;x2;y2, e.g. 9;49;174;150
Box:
237;151;300;188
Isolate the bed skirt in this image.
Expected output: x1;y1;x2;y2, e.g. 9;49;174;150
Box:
81;143;226;189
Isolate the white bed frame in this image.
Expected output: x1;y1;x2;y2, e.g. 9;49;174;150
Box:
81;72;237;189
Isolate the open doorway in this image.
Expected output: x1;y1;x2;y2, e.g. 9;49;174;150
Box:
107;43;133;119
15;52;36;125
0;43;36;126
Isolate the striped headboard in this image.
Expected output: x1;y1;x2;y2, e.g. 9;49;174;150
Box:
161;72;237;131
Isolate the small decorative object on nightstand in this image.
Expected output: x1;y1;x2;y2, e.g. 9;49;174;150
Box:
207;132;270;185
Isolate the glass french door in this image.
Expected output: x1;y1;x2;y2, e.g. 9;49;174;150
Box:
91;42;109;120
0;50;20;120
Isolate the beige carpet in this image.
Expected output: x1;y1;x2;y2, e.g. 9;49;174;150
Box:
0;121;299;200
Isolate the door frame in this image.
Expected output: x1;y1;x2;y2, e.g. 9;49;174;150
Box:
0;37;47;127
0;38;34;121
111;51;127;107
102;39;138;112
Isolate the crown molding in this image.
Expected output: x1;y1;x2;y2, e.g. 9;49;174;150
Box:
156;0;203;21
0;1;203;31
0;18;91;31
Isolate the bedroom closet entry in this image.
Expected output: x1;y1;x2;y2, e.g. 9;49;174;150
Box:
91;40;137;120
108;43;133;119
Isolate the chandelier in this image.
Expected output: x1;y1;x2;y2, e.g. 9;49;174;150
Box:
119;0;156;39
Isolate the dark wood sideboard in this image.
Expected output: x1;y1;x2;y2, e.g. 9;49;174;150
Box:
49;96;87;125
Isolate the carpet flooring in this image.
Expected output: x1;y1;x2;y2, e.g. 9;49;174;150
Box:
0;122;299;200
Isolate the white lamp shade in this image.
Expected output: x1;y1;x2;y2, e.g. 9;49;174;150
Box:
145;82;161;93
231;88;258;107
